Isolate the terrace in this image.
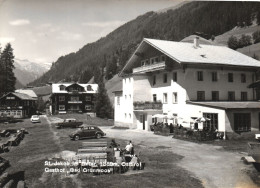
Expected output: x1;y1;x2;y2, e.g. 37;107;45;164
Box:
133;101;162;111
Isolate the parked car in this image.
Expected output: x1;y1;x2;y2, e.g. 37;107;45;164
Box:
69;126;106;140
31;115;41;123
55;118;83;129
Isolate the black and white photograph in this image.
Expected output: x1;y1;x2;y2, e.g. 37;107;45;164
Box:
0;0;260;187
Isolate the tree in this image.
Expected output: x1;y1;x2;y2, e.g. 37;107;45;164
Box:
0;45;3;97
238;34;252;48
0;43;16;95
253;53;259;60
257;11;260;25
79;70;92;83
95;76;113;119
227;35;239;50
105;54;117;80
252;30;260;44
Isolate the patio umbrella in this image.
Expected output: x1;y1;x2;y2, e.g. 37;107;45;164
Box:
195;117;211;122
152;114;165;118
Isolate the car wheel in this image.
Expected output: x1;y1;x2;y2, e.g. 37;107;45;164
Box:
74;135;80;141
96;133;102;139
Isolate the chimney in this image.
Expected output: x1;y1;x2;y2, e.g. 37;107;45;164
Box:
194;36;199;48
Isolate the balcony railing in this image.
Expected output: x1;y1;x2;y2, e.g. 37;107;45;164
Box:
133;101;162;110
68;101;82;104
133;61;166;73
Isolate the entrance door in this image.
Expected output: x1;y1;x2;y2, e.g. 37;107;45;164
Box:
234;113;251;132
142;114;145;130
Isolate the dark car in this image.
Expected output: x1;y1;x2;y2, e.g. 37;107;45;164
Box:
69;126;106;140
55;118;83;129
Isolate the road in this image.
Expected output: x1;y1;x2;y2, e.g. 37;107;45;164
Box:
102;127;258;188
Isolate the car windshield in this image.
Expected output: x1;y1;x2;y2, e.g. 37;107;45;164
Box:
32;115;38;118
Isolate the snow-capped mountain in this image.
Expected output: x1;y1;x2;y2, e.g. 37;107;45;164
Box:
14;58;51;86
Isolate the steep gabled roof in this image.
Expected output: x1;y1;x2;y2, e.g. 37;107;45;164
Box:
120;38;260;75
15;89;37;98
52;83;98;94
144;38;260;67
0;92;36;101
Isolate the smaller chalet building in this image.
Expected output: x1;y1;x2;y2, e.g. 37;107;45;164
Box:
0;92;37;118
50;83;98;114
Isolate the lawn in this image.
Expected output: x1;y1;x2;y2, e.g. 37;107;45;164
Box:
50;113;114;127
0;116;203;188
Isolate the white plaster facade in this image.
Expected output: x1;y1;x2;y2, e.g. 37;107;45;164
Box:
114;38;260;134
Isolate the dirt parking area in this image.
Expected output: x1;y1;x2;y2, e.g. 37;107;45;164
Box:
1;115;259;188
103;127;260;188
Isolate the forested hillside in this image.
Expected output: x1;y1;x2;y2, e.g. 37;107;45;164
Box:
30;1;260;86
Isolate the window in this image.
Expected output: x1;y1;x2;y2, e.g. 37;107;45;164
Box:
212;72;217;82
141;60;145;66
117;96;120;105
87;85;93;91
172;92;178;103
197;71;203;81
155;57;159;63
129;94;131;99
59;96;65;101
228;91;235;101
173;72;177;82
150;58;155;64
234;113;251;132
129;113;131;119
85;105;91;110
85;96;91;101
153;75;156;85
241;92;247;101
125;95;127;100
163;93;168;103
71;96;79;101
145;59;149;65
228;73;233;82
153;94;157;102
125;113;127;119
203;113;218;130
163;73;167;83
152;117;157;124
212;91;219;101
241;74;246;83
59;85;66;91
197;91;205;101
59;105;65;111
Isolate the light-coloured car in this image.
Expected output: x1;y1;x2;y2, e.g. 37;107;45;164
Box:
31;115;41;123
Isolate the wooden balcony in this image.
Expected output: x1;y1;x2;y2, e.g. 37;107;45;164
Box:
133;61;166;73
68;101;82;104
133;101;162;110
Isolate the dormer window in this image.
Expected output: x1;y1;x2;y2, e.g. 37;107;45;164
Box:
59;85;66;91
87;85;93;91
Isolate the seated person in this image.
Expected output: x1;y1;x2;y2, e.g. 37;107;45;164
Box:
125;141;133;154
109;138;120;149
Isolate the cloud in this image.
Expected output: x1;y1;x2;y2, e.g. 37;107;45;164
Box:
82;20;125;28
57;32;83;41
9;19;30;26
0;37;15;45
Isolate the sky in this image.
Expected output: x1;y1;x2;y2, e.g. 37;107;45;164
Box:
0;0;184;65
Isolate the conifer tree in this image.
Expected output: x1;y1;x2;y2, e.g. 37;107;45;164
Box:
0;45;4;96
95;75;113;119
0;43;16;94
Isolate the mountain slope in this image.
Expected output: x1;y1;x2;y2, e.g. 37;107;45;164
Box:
14;59;51;85
31;1;260;86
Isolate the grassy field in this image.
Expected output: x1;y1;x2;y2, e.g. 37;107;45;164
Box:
0;116;203;188
51;113;114;126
